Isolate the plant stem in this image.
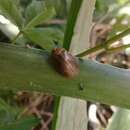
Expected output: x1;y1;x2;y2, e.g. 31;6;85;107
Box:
51;96;61;130
76;44;104;57
105;28;130;46
107;44;130;53
76;28;130;57
1;43;130;109
11;31;22;44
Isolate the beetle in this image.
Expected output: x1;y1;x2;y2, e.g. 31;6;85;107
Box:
51;48;79;78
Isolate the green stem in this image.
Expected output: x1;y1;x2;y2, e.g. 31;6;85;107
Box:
51;96;61;130
105;28;130;46
107;44;130;53
76;44;105;57
11;31;22;44
76;28;130;57
1;43;130;109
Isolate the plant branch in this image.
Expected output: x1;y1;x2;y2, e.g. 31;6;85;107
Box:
105;28;130;46
76;28;130;57
76;44;104;57
107;44;130;53
1;43;130;109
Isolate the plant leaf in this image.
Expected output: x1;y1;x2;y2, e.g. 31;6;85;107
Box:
106;108;130;130
53;0;68;18
24;6;56;29
23;27;64;50
63;0;83;50
0;116;40;130
0;0;23;28
25;0;46;24
0;98;19;124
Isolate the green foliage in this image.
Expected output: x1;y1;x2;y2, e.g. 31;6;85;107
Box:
19;0;32;8
106;108;130;130
25;0;46;24
24;5;56;29
53;0;68;18
43;0;71;18
23;27;64;50
0;0;65;51
0;116;40;130
0;0;24;28
63;0;83;50
0;98;40;130
95;0;109;13
94;0;118;21
0;98;19;123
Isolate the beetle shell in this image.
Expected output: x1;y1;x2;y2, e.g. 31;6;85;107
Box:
51;48;79;78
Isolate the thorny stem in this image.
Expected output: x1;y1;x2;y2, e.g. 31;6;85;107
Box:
76;28;130;57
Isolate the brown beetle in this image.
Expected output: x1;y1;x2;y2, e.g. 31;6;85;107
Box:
51;48;79;78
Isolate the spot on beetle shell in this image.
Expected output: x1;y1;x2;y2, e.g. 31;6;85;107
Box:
51;48;79;78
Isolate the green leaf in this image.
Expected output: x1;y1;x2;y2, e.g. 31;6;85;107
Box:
25;0;46;24
0;116;40;130
0;98;19;124
23;28;64;50
106;108;130;130
0;0;23;28
24;6;56;29
53;0;68;18
63;0;83;50
66;0;96;55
